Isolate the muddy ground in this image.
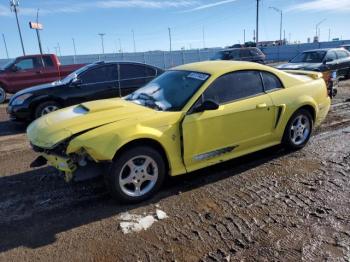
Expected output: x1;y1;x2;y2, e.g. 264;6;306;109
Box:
0;81;349;262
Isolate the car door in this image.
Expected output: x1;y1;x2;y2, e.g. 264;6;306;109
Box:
65;65;119;105
335;50;350;78
5;57;45;92
119;64;148;96
182;70;275;170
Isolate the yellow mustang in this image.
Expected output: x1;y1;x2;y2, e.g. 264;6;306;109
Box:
27;61;331;203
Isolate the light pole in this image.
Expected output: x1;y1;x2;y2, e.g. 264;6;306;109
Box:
269;6;283;45
98;33;105;54
2;34;9;59
315;18;326;41
35;9;44;55
132;30;136;53
72;38;77;63
10;0;25;55
256;0;260;45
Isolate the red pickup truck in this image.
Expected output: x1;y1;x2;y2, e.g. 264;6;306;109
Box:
0;54;85;103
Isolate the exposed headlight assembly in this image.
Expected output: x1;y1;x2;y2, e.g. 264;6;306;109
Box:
11;93;32;106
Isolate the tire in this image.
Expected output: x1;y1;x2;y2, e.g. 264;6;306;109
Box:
105;146;166;204
34;101;61;119
283;109;313;150
0;87;6;104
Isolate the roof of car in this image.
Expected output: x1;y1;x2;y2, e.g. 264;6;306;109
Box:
220;47;258;52
303;48;346;52
173;60;270;75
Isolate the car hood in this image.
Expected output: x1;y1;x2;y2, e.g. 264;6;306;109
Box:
27;98;157;149
277;62;322;71
13;82;62;97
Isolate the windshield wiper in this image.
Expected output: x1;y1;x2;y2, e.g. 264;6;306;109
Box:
135;93;163;111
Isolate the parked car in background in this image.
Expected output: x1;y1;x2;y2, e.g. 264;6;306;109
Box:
27;61;330;203
340;44;350;52
7;61;163;121
211;47;266;64
277;48;350;97
0;54;85;104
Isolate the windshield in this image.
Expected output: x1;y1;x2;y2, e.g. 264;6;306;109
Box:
1;59;15;70
57;63;96;84
125;70;210;111
290;51;326;63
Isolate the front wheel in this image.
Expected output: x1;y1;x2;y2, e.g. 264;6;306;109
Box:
34;101;61;119
0;87;6;104
105;146;166;204
283;109;313;150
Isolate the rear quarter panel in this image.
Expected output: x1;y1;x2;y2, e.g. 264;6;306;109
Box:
267;75;330;140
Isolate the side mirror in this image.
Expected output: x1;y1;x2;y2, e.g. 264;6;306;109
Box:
11;65;19;72
71;77;82;86
193;100;219;113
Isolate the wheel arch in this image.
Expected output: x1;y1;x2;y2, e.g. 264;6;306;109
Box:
113;138;171;176
30;96;65;112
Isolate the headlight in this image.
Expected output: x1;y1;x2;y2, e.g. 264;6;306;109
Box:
11;93;32;106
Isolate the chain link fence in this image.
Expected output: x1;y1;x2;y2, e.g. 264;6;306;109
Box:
1;40;350;68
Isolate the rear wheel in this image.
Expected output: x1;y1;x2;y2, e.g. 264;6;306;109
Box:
0;87;6;104
283;109;313;150
34;101;61;119
105;146;165;204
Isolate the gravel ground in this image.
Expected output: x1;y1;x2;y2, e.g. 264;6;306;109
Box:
0;81;349;261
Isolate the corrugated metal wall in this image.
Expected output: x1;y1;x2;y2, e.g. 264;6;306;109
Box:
1;40;350;68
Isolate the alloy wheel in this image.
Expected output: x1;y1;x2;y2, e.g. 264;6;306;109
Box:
41;105;59;116
290;115;311;146
119;155;159;197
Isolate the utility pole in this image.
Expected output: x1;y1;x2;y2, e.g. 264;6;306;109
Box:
202;26;205;49
35;9;44;55
2;33;9;59
243;29;246;44
57;42;62;56
315;18;326;41
98;33;105;54
72;38;77;63
328;28;331;42
256;0;260;45
269;6;283;45
168;27;172;52
118;38;122;53
132;30;136;53
10;0;25;55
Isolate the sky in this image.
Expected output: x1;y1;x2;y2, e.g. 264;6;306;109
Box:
0;0;349;59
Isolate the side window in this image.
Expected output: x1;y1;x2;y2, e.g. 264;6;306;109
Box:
43;56;54;67
230;50;240;59
326;51;337;61
15;58;42;70
261;72;283;92
120;64;146;80
336;51;349;59
203;71;263;104
80;65;117;84
145;66;157;77
240;49;251;58
250;48;263;56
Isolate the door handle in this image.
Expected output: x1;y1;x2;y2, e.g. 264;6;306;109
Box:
256;103;267;109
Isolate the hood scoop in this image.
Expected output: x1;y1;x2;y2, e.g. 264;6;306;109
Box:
80;100;125;113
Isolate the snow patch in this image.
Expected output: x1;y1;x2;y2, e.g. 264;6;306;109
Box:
119;209;168;234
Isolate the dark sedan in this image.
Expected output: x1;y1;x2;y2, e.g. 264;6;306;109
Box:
211;47;266;64
7;61;163;121
277;48;350;79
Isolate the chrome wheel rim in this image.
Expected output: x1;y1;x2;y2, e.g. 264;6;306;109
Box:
41;105;59;116
119;155;158;197
0;88;5;103
290;115;310;146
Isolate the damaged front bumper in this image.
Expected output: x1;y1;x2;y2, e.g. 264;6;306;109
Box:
30;144;105;182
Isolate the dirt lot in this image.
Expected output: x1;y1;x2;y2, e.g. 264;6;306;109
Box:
0;81;350;262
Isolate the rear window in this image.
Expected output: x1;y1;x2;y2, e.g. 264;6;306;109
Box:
120;64;147;80
261;72;283;91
